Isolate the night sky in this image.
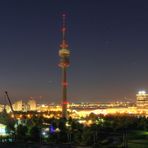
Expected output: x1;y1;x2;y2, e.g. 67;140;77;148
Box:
0;0;148;103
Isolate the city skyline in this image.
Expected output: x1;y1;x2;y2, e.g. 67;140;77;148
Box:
0;0;148;103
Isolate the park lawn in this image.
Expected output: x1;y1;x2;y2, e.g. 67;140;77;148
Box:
128;139;148;148
124;130;148;148
128;142;148;148
127;130;148;140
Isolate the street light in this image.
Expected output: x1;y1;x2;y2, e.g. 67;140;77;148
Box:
66;122;72;143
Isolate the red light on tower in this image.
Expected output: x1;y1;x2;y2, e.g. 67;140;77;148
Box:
63;101;69;105
62;82;68;86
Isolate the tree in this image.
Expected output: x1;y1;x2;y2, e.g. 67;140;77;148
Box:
16;124;28;141
29;126;40;142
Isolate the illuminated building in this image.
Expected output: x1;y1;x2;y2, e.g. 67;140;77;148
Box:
58;14;70;118
5;105;11;113
0;123;7;136
12;100;28;112
28;99;37;111
0;104;4;112
136;91;148;108
12;100;23;111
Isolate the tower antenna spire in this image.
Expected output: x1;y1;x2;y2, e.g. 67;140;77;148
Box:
60;14;68;49
62;14;66;41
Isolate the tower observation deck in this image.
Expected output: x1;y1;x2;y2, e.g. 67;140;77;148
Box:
59;14;70;118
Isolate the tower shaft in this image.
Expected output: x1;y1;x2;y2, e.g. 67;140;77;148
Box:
62;67;67;118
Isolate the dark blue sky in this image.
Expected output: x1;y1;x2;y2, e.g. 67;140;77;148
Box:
0;0;148;103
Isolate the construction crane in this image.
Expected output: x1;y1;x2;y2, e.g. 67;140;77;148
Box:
5;91;17;121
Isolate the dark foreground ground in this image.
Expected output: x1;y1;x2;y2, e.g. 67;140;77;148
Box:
0;142;148;148
0;143;92;148
0;130;148;148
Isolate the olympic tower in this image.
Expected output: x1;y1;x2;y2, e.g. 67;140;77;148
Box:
59;14;70;118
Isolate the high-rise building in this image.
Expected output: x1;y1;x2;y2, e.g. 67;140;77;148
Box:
58;14;70;118
28;99;37;111
136;91;148;108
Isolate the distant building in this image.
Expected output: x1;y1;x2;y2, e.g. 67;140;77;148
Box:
28;99;36;111
13;100;23;111
5;105;11;113
8;99;37;112
0;104;4;112
136;91;148;108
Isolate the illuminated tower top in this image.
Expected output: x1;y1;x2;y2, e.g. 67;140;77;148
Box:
59;14;70;59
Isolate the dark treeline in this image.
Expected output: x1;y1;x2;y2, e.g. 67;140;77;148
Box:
0;111;148;147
